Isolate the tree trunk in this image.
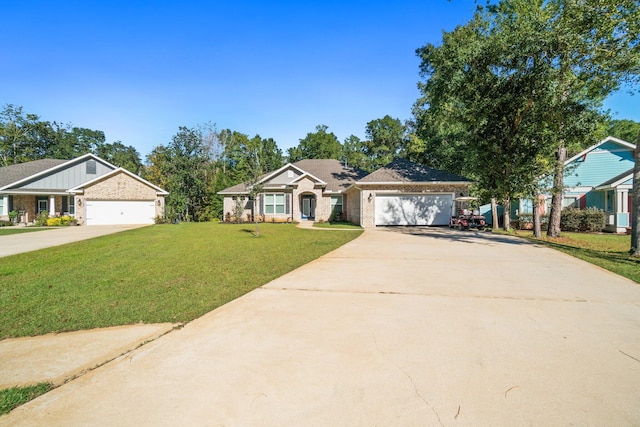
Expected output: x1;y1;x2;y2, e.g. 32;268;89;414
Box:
253;199;260;237
630;133;640;256
491;198;499;230
547;146;567;237
532;194;542;238
503;196;511;230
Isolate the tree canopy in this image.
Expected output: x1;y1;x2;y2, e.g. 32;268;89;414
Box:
608;119;640;143
287;125;342;162
412;0;640;234
0;104;142;169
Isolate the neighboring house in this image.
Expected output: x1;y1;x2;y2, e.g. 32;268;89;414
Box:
0;154;168;225
487;136;635;233
218;158;472;228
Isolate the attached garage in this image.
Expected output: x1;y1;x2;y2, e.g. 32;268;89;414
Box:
85;200;156;225
375;193;454;226
71;168;168;226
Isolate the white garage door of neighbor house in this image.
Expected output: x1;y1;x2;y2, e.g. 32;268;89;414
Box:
85;200;156;225
375;194;453;226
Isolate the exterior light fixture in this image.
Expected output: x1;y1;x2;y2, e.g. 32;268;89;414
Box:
368;193;373;202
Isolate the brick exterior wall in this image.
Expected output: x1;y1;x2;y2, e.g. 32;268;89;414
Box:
222;177;338;224
344;188;363;226
9;195;71;224
75;171;164;225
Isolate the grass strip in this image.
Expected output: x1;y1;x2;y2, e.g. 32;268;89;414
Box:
0;222;362;338
312;221;362;229
0;228;51;236
507;230;640;283
0;383;52;415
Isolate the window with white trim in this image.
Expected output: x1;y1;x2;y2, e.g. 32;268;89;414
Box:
265;193;285;214
562;196;579;209
68;196;75;215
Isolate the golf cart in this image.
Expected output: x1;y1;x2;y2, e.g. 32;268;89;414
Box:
449;197;486;230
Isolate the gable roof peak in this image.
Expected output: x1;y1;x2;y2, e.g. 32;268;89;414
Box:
566;135;636;165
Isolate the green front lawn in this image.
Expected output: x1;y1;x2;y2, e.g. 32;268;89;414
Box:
511;230;640;283
0;223;362;339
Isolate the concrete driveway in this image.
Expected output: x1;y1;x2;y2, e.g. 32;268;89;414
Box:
2;227;640;426
0;224;148;258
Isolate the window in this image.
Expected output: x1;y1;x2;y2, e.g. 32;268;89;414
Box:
562;196;578;209
0;197;3;215
330;195;343;211
68;196;75;215
38;199;48;213
330;195;343;218
265;193;285;214
86;160;97;174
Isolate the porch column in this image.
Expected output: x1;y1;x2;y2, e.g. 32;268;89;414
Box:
49;195;56;216
616;190;624;213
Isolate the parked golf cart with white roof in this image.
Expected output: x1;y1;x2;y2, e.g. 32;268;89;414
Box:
449;197;486;230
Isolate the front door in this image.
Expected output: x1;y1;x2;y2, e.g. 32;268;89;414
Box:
301;196;315;219
37;197;48;214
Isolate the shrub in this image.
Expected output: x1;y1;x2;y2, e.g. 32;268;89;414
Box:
59;215;77;226
47;217;61;226
581;207;605;232
561;208;582;232
34;212;49;226
154;215;169;224
560;207;605;232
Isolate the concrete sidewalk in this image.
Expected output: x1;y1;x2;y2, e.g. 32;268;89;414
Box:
2;228;640;426
0;224;148;258
0;324;176;389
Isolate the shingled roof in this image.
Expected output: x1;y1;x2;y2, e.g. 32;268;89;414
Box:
292;159;368;191
219;159;368;194
0;159;69;188
358;158;470;183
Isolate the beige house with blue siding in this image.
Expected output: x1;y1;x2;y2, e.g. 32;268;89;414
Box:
0;154;168;225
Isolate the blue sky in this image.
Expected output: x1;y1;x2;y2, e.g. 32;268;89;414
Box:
3;1;638;159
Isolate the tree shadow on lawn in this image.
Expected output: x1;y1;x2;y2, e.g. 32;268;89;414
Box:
380;225;541;247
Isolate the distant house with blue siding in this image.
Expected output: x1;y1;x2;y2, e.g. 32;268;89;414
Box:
483;136;635;233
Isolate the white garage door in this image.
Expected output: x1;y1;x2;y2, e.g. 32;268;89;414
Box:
85;200;156;225
375;194;453;226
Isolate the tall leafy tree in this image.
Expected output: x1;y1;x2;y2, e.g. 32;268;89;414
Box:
534;0;640;237
363;115;406;170
287;125;342;161
163;126;211;221
414;0;639;234
608;119;640;143
96;141;143;174
0;104;40;165
341;135;369;171
0;103;137;166
143;145;170;190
